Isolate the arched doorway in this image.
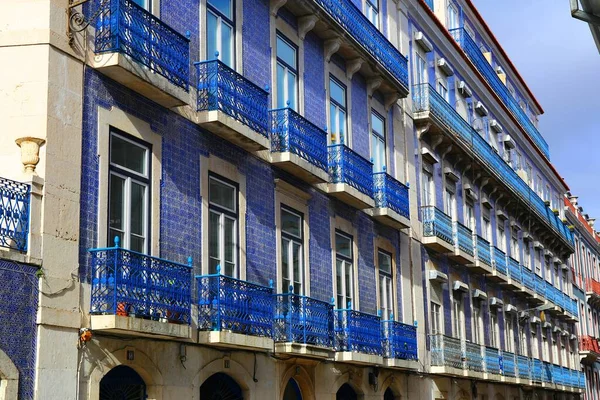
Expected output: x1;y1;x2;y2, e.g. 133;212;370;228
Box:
384;388;395;400
200;372;244;400
283;378;302;400
99;365;146;400
336;383;357;400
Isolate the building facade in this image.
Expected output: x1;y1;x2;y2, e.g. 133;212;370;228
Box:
0;0;589;399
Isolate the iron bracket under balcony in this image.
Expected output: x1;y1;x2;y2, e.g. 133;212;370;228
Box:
91;0;191;108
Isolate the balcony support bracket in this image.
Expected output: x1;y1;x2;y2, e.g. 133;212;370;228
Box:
384;91;400;110
298;14;318;40
271;0;288;16
346;58;364;80
325;38;342;62
67;0;109;46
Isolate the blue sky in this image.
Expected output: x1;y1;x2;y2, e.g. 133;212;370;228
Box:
472;0;600;219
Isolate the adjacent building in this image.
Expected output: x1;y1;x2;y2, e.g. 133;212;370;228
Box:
0;0;590;399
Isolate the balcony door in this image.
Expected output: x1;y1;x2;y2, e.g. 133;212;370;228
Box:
207;0;235;67
370;111;386;173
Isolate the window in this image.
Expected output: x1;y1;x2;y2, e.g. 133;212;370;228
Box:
207;0;234;67
329;77;348;145
421;163;434;207
378;250;394;320
431;302;441;335
437;80;449;102
276;34;298;110
473;300;482;344
535;249;542;275
505;314;514;352
370;111;386;173
542;334;549;360
133;0;150;11
497;219;505;251
208;175;238;277
335;231;354;309
490;308;498;347
453;292;464;339
482;206;491;241
415;54;427;85
445;184;456;220
108;132;150;253
519;322;528;356
447;3;459;30
511;231;519;261
524;242;531;269
281;206;304;294
366;0;379;28
531;330;539;359
465;199;475;231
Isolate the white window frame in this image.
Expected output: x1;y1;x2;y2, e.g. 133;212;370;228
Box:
365;0;380;29
208;174;239;277
431;301;442;335
206;0;235;67
490;308;499;348
335;230;355;309
453;291;465;340
375;237;397;321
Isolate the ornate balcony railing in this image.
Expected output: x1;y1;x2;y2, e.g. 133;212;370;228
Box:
0;177;30;252
485;346;501;375
95;0;190;89
532;358;543;381
507;257;521;283
580;335;600;353
196;60;269;136
430;334;462;369
373;172;410;218
90;240;192;324
503;351;516;377
522;267;535;291
542;362;553;383
422;206;453;245
586;278;600;295
328;144;374;198
274;291;334;348
412;83;574;248
475;235;492;267
534;274;546;297
382;318;417;360
453;221;474;256
335;305;383;355
197;269;274;337
449;28;549;159
566;297;578;317
517;354;531;380
312;0;409;92
545;281;558;304
466;341;484;372
270;107;328;172
492;247;507;276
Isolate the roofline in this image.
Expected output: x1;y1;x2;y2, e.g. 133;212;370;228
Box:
464;0;545;114
417;0;569;192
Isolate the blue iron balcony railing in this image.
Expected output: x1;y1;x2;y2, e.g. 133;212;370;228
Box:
430;334;462;369
545;280;558;305
466;341;484;372
312;0;409;93
196;59;270;137
492;247;507;276
0;177;30;252
328;144;374;198
507;257;521;283
517;354;531;380
453;221;474;256
522;267;535;291
382;317;417;360
270;107;328;172
373;171;410;218
197;268;274;337
485;346;501;375
532;358;543;381
449;28;549;159
422;206;453;245
95;0;190;89
503;351;517;377
475;235;492;267
534;274;546;297
542;361;553;383
335;304;383;355
274;290;334;348
412;83;574;249
90;239;192;324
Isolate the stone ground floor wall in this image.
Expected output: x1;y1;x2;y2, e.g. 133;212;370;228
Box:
72;334;580;400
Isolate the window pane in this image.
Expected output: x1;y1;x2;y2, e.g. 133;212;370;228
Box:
130;235;144;253
130;182;146;236
282;238;290;292
276;36;296;67
221;22;234;68
277;63;286;109
209;211;220;270
330;78;345;106
287;71;297;110
109;174;125;235
132;0;149;10
335;233;352;258
345;262;353;306
378;251;392;274
208;0;232;19
111;135;147;175
336;259;344;307
371;112;384;137
281;208;301;238
338;109;346;144
209;177;236;211
207;11;218;59
224;216;235;264
293;242;301;294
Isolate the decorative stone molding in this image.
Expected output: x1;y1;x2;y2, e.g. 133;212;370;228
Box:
324;38;342;62
346;58;364;80
15;137;45;174
298;14;318;40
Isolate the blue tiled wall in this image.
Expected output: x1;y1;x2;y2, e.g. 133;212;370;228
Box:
0;260;38;400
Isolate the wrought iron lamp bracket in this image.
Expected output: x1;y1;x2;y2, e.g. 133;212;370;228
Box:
67;0;109;46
